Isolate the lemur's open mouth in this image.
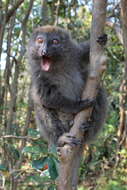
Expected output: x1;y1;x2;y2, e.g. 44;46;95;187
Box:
41;56;52;71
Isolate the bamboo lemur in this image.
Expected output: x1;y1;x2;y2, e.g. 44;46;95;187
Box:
28;25;107;146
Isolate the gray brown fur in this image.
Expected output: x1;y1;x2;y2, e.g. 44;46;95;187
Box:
27;25;107;145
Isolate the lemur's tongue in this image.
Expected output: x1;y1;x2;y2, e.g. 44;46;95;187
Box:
41;57;52;71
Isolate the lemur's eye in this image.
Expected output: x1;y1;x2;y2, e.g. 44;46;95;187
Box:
36;37;44;44
52;39;59;45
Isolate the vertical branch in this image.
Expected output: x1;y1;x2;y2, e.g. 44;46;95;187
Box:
7;0;34;134
7;57;19;133
13;0;34;171
0;0;25;124
0;0;24;57
57;1;107;190
4;15;16;133
41;0;48;25
118;0;127;147
0;0;9;124
54;0;60;26
0;0;9;58
22;0;34;47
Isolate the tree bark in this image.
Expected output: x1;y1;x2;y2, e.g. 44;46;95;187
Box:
57;0;107;190
41;0;49;25
6;0;25;23
54;0;60;26
117;0;127;148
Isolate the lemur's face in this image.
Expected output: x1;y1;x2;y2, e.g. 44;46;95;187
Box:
28;25;71;72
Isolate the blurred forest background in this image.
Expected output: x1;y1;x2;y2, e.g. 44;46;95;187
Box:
0;0;127;190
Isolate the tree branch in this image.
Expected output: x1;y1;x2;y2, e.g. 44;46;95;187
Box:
117;0;127;147
0;135;39;141
6;0;25;23
22;0;34;26
41;0;49;25
57;1;107;190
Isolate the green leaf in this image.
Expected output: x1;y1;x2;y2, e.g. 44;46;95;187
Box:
0;164;7;171
27;128;40;137
47;157;58;180
32;157;47;170
22;145;41;154
48;185;56;190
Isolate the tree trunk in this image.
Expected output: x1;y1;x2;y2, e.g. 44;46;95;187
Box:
57;0;107;190
118;0;127;148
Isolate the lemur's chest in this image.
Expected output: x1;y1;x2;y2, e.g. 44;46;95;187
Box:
52;70;84;100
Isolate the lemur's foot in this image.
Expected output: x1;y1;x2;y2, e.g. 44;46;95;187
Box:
58;133;82;147
97;34;107;46
80;122;95;132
